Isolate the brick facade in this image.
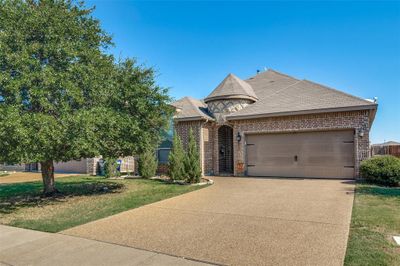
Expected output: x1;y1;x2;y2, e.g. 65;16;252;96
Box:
175;110;372;179
157;163;169;175
231;110;371;178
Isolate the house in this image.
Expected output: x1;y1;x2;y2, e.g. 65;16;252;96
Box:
1;157;136;175
172;69;377;179
371;141;400;157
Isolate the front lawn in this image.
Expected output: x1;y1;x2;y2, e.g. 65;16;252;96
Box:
345;184;400;265
0;176;206;232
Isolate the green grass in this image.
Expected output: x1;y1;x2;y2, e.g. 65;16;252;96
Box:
344;183;400;266
0;176;206;232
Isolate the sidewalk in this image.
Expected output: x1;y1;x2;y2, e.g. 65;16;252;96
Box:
0;225;209;266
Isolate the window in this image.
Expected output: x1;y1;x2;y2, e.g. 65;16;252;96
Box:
157;148;171;164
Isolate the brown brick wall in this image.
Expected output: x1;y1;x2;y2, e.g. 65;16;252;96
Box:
202;122;215;175
157;163;169;175
231;110;371;178
175;121;202;150
175;110;371;179
174;120;203;172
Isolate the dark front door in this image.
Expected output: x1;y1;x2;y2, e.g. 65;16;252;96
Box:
218;125;233;174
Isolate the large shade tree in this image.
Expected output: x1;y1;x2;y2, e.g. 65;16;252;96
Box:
0;0;172;195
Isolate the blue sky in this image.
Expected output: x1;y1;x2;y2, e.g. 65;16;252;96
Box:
87;0;400;144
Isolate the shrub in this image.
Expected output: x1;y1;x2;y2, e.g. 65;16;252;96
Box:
138;149;158;178
168;131;185;180
184;128;202;183
104;158;120;178
360;155;400;186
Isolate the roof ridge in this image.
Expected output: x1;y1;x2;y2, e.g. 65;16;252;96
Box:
186;96;203;108
247;69;299;81
303;79;374;104
263;80;303;99
267;69;299;80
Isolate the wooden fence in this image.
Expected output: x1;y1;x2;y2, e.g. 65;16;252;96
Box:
371;145;400;158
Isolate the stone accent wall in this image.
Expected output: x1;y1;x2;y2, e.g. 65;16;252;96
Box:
231;110;371;178
207;99;253;123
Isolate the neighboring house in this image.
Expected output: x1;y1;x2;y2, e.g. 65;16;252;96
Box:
172;69;377;179
2;157;136;175
0;163;26;172
371;141;400;157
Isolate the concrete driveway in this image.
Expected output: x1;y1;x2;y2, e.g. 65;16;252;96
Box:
63;176;355;265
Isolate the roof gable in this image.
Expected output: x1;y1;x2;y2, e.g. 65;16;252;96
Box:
204;73;258;102
172;96;214;121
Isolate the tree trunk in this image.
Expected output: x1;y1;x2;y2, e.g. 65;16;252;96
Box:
40;160;58;196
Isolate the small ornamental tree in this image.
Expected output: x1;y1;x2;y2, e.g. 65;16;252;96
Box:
168;131;185;180
138;149;158;178
104;157;120;178
184;128;202;183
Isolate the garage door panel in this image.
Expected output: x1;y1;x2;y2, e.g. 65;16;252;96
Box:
298;166;354;179
248;165;299;177
258;156;296;166
246;130;354;179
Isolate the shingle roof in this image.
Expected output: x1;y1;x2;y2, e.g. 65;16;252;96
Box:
227;69;377;120
172;69;377;121
204;73;258;102
171;96;214;121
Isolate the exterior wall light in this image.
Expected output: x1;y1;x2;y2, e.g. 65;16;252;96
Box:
236;132;242;142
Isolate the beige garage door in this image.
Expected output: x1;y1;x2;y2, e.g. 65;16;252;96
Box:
246;130;355;179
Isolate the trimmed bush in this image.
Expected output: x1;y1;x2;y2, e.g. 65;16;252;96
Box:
168;131;185;180
360;155;400;186
138;149;158;178
104;158;120;178
184;128;202;183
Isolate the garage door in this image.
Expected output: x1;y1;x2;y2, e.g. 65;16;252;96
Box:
246;130;355;179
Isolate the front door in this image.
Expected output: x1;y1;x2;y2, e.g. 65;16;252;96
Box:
218;125;233;174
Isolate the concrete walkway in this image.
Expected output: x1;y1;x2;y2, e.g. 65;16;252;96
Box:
0;225;209;266
64;176;355;265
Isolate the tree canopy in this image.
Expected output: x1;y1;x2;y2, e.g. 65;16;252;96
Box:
0;0;173;194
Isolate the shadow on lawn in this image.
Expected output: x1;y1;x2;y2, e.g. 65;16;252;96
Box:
357;184;400;198
0;180;124;214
